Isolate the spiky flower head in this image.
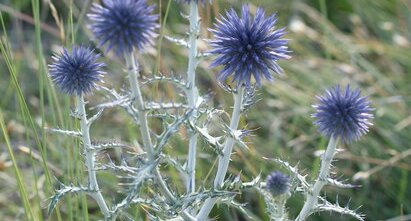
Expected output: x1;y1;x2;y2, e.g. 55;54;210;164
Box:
88;0;158;55
266;171;290;196
49;46;105;96
312;85;373;143
209;5;290;88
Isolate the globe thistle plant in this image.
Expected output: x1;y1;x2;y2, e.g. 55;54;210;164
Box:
88;0;158;55
49;46;105;95
312;85;373;143
266;171;290;197
209;5;291;88
45;2;373;221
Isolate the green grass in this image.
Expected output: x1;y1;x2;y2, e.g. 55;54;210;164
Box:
0;0;410;220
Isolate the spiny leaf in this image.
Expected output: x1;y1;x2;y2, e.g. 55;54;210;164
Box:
145;101;188;111
45;127;82;137
91;142;129;152
315;196;365;221
87;108;104;125
327;178;360;189
141;74;187;93
48;183;90;216
164;35;189;48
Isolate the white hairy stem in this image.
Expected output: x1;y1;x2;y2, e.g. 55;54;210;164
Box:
196;87;245;221
296;136;338;221
77;95;110;218
186;1;200;195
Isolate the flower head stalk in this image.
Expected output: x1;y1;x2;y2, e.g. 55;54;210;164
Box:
297;85;373;221
209;5;290;88
49;46;109;218
264;171;291;221
197;5;290;220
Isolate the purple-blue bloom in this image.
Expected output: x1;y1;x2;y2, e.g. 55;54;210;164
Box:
312;85;373;143
209;5;290;88
49;46;105;96
88;0;158;55
266;171;290;196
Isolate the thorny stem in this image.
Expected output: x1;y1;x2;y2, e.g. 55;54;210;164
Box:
196;87;245;221
124;52;194;221
296;136;339;221
186;1;200;195
77;95;110;219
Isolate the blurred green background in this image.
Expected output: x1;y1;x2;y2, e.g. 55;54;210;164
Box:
0;0;410;220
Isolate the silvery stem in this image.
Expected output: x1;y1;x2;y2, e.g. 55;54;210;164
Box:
77;95;110;218
186;0;200;195
196;87;245;221
295;136;338;221
124;52;154;158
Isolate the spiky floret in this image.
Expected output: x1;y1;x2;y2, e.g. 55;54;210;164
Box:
88;0;158;55
49;46;105;96
266;171;290;196
209;5;290;88
312;85;373;143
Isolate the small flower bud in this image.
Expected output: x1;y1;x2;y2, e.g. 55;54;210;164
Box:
266;171;290;197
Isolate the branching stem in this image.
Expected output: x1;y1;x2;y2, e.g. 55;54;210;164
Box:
124;52;194;221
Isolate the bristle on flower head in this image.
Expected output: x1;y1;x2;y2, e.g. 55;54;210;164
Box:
312;85;374;143
88;0;158;55
266;171;290;196
209;5;290;88
49;46;105;96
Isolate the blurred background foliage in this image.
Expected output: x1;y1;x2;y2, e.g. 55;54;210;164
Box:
0;0;410;220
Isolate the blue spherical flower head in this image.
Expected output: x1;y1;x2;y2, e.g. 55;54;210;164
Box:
312;85;373;143
266;171;290;196
209;5;290;88
88;0;158;55
49;46;105;96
